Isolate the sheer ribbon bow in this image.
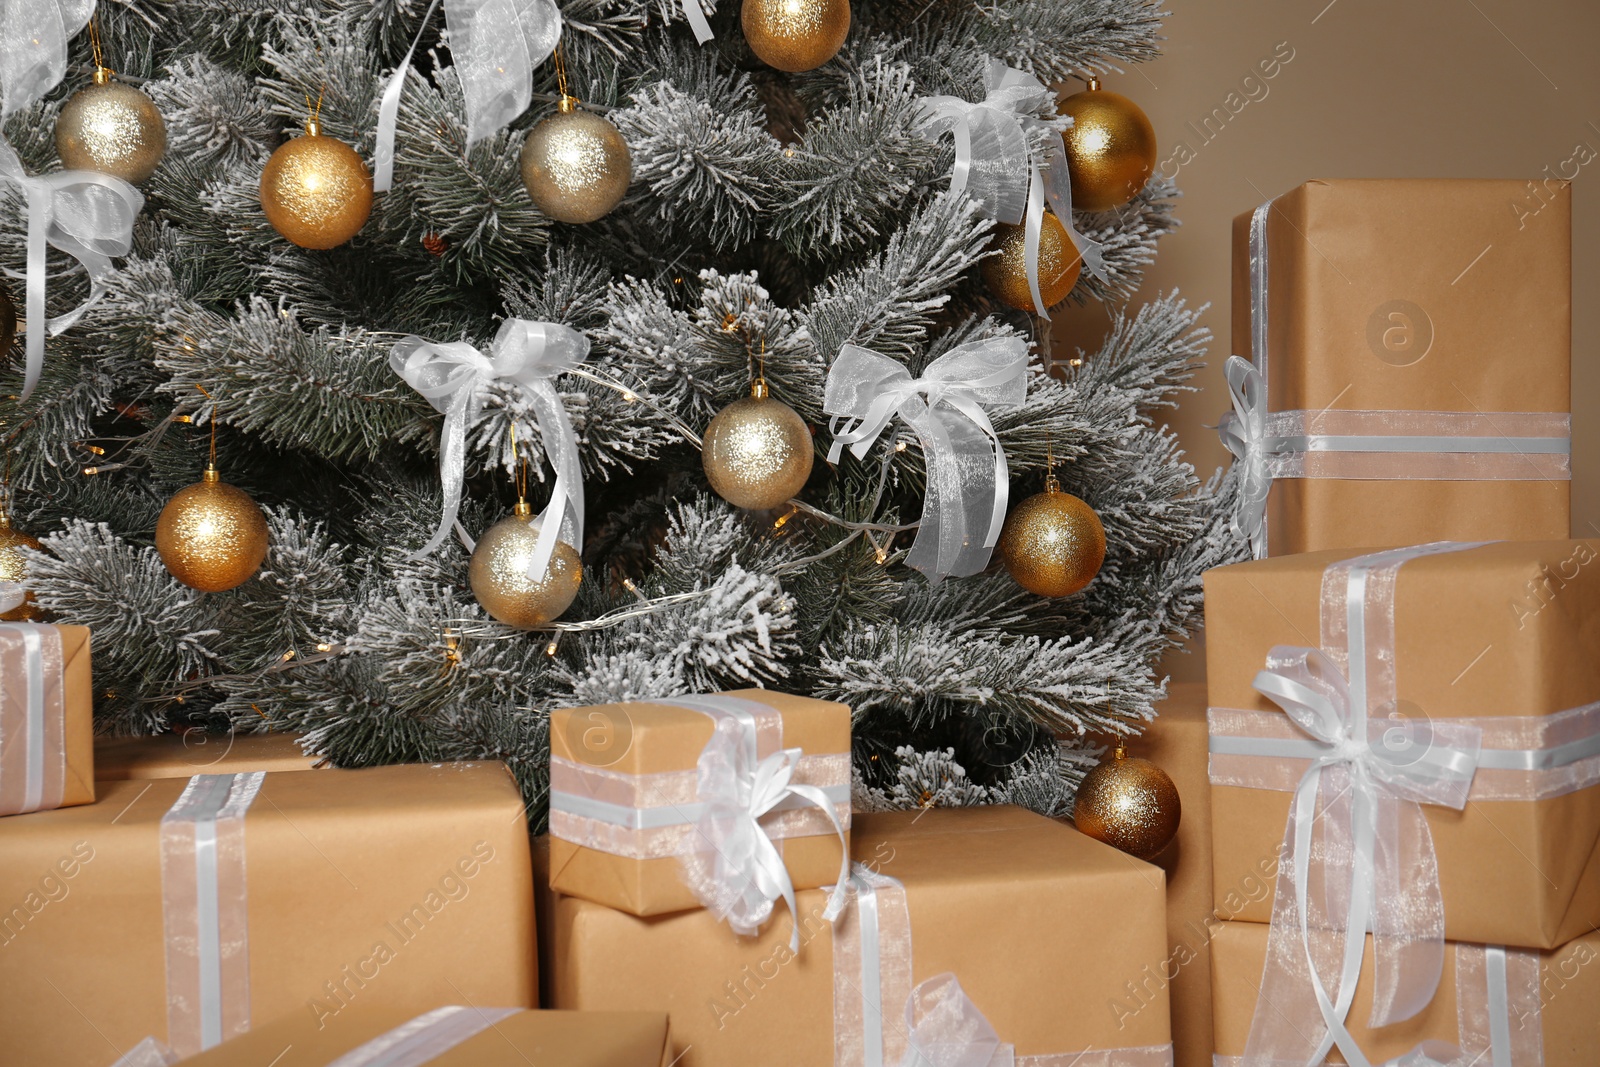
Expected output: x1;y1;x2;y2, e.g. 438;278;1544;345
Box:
1217;355;1272;558
390;318;587;578
916;58;1107;317
824;338;1028;582
901;974;1014;1067
0;0;95;123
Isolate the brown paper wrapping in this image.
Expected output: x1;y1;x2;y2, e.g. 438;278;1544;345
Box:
1231;179;1571;555
1211;920;1600;1064
1205;541;1600;948
0;762;537;1067
547;688;850;916
173;1004;671;1067
1;623;93;811
540;806;1171;1067
95;730;323;780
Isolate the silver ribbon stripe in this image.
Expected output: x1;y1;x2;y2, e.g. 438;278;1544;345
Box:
0;622;66;815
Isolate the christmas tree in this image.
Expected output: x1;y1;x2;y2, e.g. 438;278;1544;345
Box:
2;0;1245;824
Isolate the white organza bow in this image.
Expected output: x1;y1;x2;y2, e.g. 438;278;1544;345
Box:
900;974;1013;1067
373;0;562;191
0;0;94;123
390;318;588;578
1217;355;1272;558
0;142;144;400
824;337;1028;581
917;58;1107;317
1242;646;1483;1067
687;716;849;951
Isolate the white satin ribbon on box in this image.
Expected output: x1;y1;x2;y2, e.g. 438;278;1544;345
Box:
326;1005;520;1067
0;141;143;401
824;337;1028;582
390;318;588;580
0;623;66;816
916;58;1107;317
159;771;265;1056
1217;199;1573;559
106;1037;180;1067
0;0;95;122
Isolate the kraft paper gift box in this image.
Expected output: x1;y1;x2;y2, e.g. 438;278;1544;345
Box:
1;622;93;816
1211;921;1600;1066
541;806;1175;1067
1205;541;1600;950
134;1005;672;1067
1225;179;1571;558
0;762;537;1067
547;689;851;919
96;730;324;780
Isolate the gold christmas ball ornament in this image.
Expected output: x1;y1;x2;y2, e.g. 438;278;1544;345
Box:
0;286;15;354
0;512;44;622
997;479;1105;597
520;102;632;225
741;0;850;72
1073;743;1181;860
259;120;374;250
1058;77;1157;212
982;212;1082;313
702;380;814;511
55;68;167;183
469;502;584;629
155;467;270;593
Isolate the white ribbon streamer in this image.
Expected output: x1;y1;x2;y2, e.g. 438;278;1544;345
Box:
445;0;562;147
0;0;94;122
824;337;1028;582
917;58;1107;317
0;142;144;400
682;0;714;43
373;0;442;193
390;318;588;580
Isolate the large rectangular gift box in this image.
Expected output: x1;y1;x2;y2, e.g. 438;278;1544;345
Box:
96;730;324;780
1227;179;1571;557
0;762;537;1067
541;806;1175;1067
547;689;851;917
1;622;94;815
1211;920;1600;1065
1205;540;1600;948
130;1005;672;1067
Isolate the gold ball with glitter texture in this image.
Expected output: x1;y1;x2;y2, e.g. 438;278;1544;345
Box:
997;481;1104;597
55;70;167;183
1058;79;1157;212
741;0;850;72
259;122;373;249
469;503;584;629
520;104;632;224
702;381;814;510
156;467;269;592
1073;744;1181;860
982;212;1082;313
0;512;44;622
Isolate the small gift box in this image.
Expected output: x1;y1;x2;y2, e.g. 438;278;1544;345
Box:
1222;179;1571;557
0;762;537;1067
1211;920;1600;1066
95;730;323;781
540;806;1175;1067
1;622;93;816
547;689;851;931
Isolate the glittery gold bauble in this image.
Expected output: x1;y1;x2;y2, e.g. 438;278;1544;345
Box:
155;467;269;593
0;286;15;354
1058;79;1157;212
469;503;584;629
702;381;814;510
259;122;374;250
1073;744;1181;859
981;212;1082;313
997;483;1105;597
520;105;632;225
0;513;44;622
55;70;167;183
741;0;850;72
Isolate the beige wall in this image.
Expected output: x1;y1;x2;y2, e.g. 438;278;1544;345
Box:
1057;0;1598;554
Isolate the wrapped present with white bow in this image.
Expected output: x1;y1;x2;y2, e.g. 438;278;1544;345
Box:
546;690;851;934
1221;180;1570;559
0;762;537;1067
0;623;94;816
1211;920;1600;1067
540;806;1175;1067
